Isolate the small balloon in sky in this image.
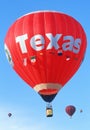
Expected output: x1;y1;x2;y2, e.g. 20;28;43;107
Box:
65;105;76;117
8;113;12;117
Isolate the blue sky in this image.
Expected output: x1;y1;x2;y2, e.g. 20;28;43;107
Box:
0;0;90;130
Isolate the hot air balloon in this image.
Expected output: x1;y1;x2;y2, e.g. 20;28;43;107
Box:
8;113;12;117
65;105;76;117
80;109;83;113
4;10;87;117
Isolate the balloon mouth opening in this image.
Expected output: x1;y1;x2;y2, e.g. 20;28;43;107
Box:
39;89;58;95
34;83;62;94
33;83;62;102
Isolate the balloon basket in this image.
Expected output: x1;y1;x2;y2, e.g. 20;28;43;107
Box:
46;103;53;117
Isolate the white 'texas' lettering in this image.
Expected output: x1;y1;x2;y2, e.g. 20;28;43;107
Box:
15;33;81;54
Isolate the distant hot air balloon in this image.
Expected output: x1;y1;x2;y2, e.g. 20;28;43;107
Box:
4;11;87;117
65;105;76;117
80;109;83;113
8;113;12;117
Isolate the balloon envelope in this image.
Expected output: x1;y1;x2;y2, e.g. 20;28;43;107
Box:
65;105;76;117
4;11;87;102
80;109;83;113
8;113;12;117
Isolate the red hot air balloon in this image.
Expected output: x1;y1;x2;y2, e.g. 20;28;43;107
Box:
65;105;76;117
4;11;87;117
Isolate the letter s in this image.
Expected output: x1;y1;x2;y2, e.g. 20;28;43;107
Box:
73;38;81;53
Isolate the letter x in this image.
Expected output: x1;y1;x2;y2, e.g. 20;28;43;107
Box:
46;33;62;50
